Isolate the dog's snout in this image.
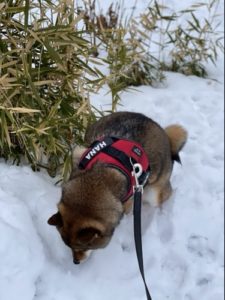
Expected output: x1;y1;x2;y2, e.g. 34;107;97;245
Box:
73;258;80;265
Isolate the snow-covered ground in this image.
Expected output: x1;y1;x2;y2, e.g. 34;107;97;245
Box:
0;1;224;300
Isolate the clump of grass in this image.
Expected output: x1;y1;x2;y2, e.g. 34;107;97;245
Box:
79;0;223;109
140;0;224;77
0;0;101;179
78;1;164;109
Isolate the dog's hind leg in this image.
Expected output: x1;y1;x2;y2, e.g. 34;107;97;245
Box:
157;181;173;205
145;180;172;207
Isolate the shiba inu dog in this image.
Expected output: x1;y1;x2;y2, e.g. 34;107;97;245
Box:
48;112;187;264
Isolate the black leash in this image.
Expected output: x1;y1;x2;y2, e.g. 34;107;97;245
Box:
132;166;152;300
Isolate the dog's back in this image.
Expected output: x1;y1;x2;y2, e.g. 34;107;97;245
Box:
85;112;171;180
85;112;161;146
85;111;187;204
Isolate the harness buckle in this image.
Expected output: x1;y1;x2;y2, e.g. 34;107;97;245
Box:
131;161;144;194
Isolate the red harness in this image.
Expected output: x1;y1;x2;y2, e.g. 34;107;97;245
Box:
78;137;150;202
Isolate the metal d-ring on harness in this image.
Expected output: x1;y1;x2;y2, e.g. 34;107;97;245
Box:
131;162;152;300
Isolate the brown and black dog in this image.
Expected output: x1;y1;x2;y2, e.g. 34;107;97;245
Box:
48;111;187;264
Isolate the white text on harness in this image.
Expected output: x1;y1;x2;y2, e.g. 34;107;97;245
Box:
85;141;107;160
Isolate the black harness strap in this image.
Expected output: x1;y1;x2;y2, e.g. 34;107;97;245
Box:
102;147;151;186
102;146;135;172
78;137;117;169
133;189;152;300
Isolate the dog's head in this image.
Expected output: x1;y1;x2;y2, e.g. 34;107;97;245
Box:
48;150;127;264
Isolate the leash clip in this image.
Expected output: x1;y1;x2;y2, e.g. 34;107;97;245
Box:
131;161;144;194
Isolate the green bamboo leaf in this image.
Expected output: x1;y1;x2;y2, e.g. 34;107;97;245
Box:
0;60;18;69
62;152;72;181
0;111;11;147
24;0;29;29
21;54;44;109
154;1;162;17
5;6;26;13
187;21;200;33
191;12;201;29
209;0;218;9
76;57;99;76
42;39;66;72
180;9;196;13
161;15;177;21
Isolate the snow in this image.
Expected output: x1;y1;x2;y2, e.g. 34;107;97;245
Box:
0;1;224;300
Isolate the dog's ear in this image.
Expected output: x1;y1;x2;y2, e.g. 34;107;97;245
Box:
48;212;63;227
77;227;102;245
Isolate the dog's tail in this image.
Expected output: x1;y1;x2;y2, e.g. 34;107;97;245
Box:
165;125;188;164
